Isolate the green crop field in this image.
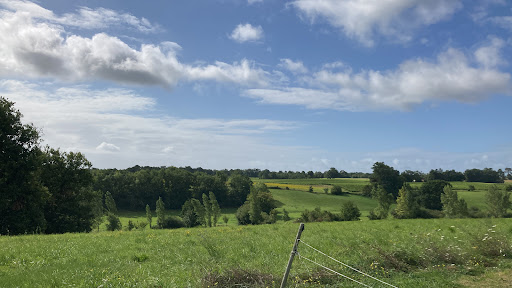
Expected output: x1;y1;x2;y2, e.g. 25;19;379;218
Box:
1;219;512;287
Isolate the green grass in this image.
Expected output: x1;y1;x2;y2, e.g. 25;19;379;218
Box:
1;219;511;287
253;178;371;193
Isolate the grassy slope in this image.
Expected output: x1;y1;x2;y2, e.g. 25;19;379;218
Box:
1;219;511;287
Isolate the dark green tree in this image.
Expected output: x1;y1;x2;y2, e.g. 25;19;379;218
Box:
418;180;450;210
331;185;343;195
0;97;48;235
104;191;117;214
41;148;97;234
370;185;394;219
325;167;340;179
228;173;252;207
340;201;361;221
370;162;404;198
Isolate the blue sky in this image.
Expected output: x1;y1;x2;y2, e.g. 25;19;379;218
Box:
1;0;511;172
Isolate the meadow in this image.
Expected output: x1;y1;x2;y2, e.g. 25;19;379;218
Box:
1;219;511;287
1;178;511;287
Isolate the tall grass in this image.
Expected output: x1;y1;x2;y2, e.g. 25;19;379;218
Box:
1;219;511;287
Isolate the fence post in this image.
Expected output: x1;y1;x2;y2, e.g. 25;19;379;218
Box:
280;223;304;288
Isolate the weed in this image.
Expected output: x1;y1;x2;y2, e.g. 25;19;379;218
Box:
201;268;274;288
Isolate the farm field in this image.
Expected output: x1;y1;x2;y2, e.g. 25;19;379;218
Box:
1;219;511;287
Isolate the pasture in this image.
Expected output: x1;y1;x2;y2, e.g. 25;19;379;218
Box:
1;219;511;287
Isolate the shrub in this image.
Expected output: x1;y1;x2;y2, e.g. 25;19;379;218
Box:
161;216;185;229
361;184;373;197
468;185;476;191
137;221;148;229
506;185;512;192
468;206;487;218
323;187;329;194
222;215;229;225
308;186;313;193
340;201;361;221
106;213;122;231
235;203;251;225
126;220;135;231
282;209;291;221
331;185;343;195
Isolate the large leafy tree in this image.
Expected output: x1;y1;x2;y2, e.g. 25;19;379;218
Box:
40;148;97;234
0;97;48;235
418;180;450;210
370;162;404;198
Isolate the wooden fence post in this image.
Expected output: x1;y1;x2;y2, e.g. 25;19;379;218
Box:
280;223;304;288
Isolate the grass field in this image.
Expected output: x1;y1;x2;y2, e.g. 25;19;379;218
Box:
2;178;511;287
1;219;511;287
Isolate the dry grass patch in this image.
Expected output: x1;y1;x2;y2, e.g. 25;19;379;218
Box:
458;269;512;287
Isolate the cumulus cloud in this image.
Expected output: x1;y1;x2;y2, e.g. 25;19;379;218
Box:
290;0;462;46
279;59;308;74
0;0;160;32
230;23;264;43
0;2;269;88
96;142;121;152
246;44;511;111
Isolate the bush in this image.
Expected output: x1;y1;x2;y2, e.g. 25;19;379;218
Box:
506;185;512;192
468;206;487;218
161;216;185;229
323;188;329;194
282;209;291;221
308;186;313;193
468;185;476;191
331;185;343;195
235;203;251;225
126;220;135;231
361;184;373;197
137;221;148;229
340;201;361;221
106;213;122;231
298;207;340;222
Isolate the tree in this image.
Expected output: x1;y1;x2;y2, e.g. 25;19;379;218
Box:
202;193;212;227
0;97;48;235
370;162;404;198
106;213;122;231
104;191;117;214
394;183;419;219
418;180;450;210
190;198;206;226
325;167;340;179
146;204;152;228
486;185;511;218
340;201;361;221
248;187;263;224
401;170;424;182
209;192;221;227
228;173;252;207
331;185;343;195
441;186;468;218
156;196;166;228
41;148;97;234
370;185;394;219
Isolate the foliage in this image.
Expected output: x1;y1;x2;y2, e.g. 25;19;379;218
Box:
228;173;252;207
441;186;468;218
393;184;420;219
126;220;135;231
427;169;465;182
190;198;206;226
340;201;361;221
181;200;200;228
400;170;425;182
361;184;373;197
506;185;512;192
299;207;339;222
468;185;476;191
156;197;165;228
465;168;504;183
0;97;47;235
370;162;404;198
209;192;221;227
248;188;263;224
282;208;291;221
418;180;451;210
202;193;212;227
235;202;251;225
222;215;229;225
161;216;185;229
370;185;394;219
146;204;152;228
486;185;511;218
331;185;343;195
104;191;117;214
105;213;122;231
324;167;340;179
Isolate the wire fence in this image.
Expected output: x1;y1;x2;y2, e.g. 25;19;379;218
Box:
296;239;398;288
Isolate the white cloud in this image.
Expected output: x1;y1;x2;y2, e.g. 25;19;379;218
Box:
489;16;512;30
96;142;121;152
230;23;264;43
279;59;308;74
0;80;305;169
247;45;511;111
0;0;160;32
248;0;264;4
290;0;462;46
0;2;269;88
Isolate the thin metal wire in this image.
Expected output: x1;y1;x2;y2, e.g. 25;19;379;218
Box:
298;252;372;288
299;240;398;288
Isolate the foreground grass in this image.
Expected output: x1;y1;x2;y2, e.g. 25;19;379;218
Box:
1;218;511;287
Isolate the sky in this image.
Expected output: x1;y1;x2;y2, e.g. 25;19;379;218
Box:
0;0;511;173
